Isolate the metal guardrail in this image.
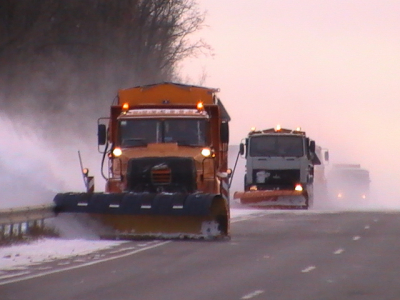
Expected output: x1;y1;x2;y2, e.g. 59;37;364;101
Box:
0;204;56;241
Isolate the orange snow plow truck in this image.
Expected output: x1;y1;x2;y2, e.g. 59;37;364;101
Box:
233;126;322;209
54;82;231;239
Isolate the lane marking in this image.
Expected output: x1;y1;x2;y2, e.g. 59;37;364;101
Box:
109;247;137;254
241;290;265;299
353;236;361;241
0;271;30;280
301;266;316;273
36;266;52;270
364;225;370;229
0;241;171;286
333;248;344;255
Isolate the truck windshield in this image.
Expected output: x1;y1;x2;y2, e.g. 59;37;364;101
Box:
249;135;304;157
119;118;207;147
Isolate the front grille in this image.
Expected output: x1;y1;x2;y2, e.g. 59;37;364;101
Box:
151;168;171;184
126;157;197;193
253;169;300;189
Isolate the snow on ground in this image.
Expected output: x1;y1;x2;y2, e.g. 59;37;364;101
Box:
0;208;262;270
0;239;123;270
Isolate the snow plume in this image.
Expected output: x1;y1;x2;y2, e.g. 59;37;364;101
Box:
0;113;103;209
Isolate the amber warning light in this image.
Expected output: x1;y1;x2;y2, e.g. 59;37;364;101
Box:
197;102;204;110
122;103;129;111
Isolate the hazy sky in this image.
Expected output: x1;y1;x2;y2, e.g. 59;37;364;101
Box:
182;0;400;204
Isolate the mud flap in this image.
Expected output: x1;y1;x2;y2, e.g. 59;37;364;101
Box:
53;192;229;239
233;190;309;209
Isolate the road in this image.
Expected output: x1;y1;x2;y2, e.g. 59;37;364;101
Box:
2;209;400;300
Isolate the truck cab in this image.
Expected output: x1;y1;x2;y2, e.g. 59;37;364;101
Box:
98;82;230;198
242;127;319;193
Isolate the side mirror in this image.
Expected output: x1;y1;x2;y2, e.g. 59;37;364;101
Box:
309;140;316;153
239;143;245;155
98;124;107;145
220;122;229;143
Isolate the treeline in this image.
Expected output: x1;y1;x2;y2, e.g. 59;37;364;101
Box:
0;0;207;135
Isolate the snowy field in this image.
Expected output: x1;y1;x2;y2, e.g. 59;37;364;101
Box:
0;208;263;270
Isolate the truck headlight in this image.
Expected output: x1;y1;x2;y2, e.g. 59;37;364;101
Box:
201;148;212;157
294;184;303;191
113;147;122;157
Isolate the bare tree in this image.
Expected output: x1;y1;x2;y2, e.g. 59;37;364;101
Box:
128;0;210;81
0;0;209;137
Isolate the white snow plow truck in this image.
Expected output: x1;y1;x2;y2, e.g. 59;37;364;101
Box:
233;126;322;209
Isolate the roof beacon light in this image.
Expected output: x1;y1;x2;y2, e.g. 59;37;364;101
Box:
122;103;129;111
296;127;302;131
197;101;204;110
275;124;281;131
250;127;256;132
